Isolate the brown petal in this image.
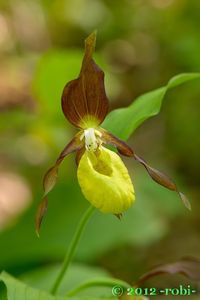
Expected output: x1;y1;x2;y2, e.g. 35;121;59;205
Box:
35;134;83;236
100;128;134;157
61;32;109;129
133;154;191;210
136;257;200;286
75;147;85;166
35;196;48;237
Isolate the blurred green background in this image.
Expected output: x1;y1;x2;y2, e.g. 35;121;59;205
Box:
0;0;200;299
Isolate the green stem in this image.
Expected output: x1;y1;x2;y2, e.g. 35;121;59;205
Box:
51;205;95;295
66;278;131;297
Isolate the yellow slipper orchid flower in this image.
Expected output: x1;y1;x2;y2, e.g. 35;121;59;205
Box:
36;32;191;235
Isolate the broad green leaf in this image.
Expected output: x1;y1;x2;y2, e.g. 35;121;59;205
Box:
0;269;115;300
102;73;200;140
20;263;111;296
0;272;65;300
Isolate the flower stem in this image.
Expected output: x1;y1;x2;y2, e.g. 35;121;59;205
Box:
51;205;95;295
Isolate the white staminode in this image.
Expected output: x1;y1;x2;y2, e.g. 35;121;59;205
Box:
81;128;102;152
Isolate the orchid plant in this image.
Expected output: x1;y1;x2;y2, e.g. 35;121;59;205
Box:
36;32;190;235
33;32;193;296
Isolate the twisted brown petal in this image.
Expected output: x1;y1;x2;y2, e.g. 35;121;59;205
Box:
136;257;200;286
100;129;191;210
61;32;109;129
100;128;134;157
35;134;83;236
133;154;191;210
35;196;48;238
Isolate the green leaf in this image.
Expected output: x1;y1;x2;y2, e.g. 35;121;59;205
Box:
0;272;66;300
20;263;118;298
102;73;200;140
0;269;115;300
20;263;111;295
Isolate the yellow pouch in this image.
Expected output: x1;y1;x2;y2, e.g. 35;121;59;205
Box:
77;147;135;214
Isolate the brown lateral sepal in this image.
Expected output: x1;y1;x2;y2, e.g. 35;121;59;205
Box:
100;129;134;157
134;154;191;210
35;135;83;235
35;196;48;237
